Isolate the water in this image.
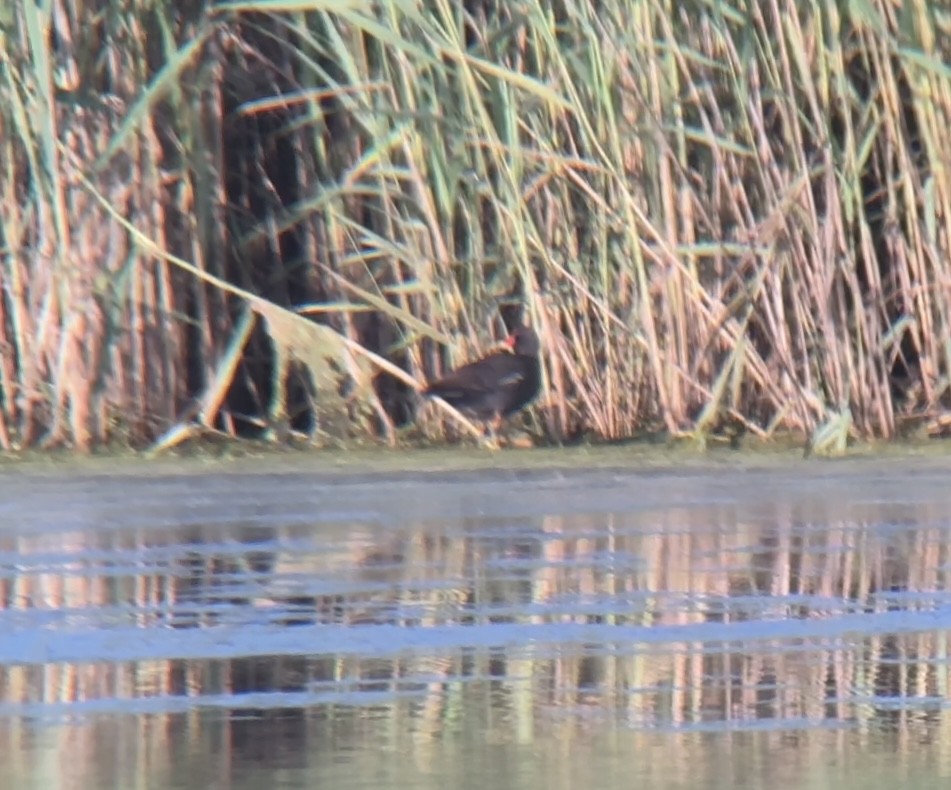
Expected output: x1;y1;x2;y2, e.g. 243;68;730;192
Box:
3;455;951;788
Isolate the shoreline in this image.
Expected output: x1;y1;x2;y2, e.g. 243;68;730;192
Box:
2;435;951;479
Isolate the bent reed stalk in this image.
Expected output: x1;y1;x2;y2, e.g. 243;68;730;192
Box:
2;0;950;451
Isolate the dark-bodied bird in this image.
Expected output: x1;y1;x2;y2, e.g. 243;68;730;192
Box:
423;325;541;443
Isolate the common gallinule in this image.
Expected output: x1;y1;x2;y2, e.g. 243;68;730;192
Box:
423;325;541;440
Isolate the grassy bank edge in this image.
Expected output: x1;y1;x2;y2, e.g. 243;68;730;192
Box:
4;435;951;479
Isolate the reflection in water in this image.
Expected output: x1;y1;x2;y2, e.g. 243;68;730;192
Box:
2;464;951;788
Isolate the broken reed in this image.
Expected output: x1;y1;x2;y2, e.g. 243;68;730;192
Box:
2;0;950;450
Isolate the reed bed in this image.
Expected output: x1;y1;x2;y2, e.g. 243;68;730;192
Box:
3;0;951;449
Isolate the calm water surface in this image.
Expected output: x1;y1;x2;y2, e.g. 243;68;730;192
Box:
3;454;951;789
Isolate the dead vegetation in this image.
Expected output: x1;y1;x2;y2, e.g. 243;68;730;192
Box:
2;1;951;451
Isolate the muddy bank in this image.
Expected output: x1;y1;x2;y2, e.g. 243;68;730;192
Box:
2;435;951;480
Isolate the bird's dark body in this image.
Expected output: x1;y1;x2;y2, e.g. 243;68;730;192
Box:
423;326;541;425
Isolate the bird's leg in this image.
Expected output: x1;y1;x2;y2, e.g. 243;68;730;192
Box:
482;414;502;450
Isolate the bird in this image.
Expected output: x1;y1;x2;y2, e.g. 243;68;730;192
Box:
422;325;542;443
